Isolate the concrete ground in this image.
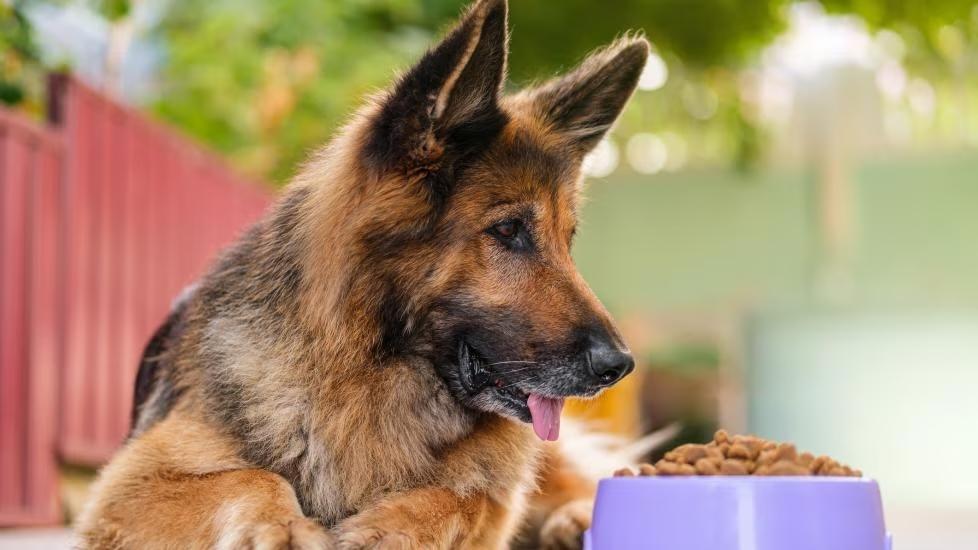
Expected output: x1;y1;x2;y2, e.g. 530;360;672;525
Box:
0;528;73;550
1;506;975;549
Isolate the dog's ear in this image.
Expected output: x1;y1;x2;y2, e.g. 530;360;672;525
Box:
525;37;648;155
366;0;508;179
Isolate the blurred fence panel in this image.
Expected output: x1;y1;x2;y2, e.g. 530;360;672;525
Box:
0;109;63;525
0;75;271;525
53;76;271;465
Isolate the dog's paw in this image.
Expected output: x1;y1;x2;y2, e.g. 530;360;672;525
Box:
336;526;415;550
219;516;335;550
335;510;434;550
539;499;593;550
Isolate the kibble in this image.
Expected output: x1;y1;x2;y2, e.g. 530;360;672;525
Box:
638;463;657;476
693;458;718;475
633;430;863;478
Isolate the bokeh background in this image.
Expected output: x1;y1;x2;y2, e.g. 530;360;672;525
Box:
2;0;978;548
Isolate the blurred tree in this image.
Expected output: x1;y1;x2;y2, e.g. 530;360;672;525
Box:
417;0;789;78
820;0;977;33
155;0;796;182
98;0;131;21
0;2;43;114
154;0;435;181
152;0;978;183
821;0;978;69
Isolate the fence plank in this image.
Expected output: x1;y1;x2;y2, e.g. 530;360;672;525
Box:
54;77;272;466
60;83;95;458
1;75;272;525
0;130;31;511
0;110;63;526
25;142;63;523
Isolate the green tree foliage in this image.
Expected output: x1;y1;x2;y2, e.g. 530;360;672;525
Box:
152;0;978;183
155;0;798;182
821;0;976;32
519;0;786;73
154;0;435;181
0;2;42;111
821;0;978;73
416;0;788;77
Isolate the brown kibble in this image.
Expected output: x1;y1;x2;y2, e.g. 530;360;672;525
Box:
668;444;710;465
731;434;751;445
765;460;810;476
655;461;681;476
757;449;778;466
720;459;749;475
655;461;697;476
817;459;839;475
742;439;764;459
727;444;752;460
775;443;798;462
683;445;710;463
612;433;862;480
638;463;657;476
694;458;718;475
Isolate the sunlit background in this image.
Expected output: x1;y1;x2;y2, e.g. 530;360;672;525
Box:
2;0;978;548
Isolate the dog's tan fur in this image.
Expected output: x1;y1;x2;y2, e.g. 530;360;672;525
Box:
77;1;647;547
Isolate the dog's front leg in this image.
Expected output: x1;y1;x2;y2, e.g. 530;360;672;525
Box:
517;444;598;550
335;487;507;549
336;417;537;549
76;413;334;550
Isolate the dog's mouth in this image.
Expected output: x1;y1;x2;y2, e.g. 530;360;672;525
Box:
456;341;565;441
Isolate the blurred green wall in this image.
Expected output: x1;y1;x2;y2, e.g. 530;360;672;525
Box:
574;151;978;314
574;150;978;512
573;167;814;313
747;312;978;509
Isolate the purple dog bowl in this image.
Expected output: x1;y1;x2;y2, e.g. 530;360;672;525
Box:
584;477;891;550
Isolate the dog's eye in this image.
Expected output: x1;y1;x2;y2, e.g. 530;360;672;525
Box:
487;219;532;252
493;220;518;239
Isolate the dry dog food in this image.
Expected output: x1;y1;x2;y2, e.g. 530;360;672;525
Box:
614;430;862;477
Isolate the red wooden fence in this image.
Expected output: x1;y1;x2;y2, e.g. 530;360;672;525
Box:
0;108;63;526
0;75;272;525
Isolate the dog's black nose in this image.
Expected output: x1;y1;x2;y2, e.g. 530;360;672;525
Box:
587;337;634;386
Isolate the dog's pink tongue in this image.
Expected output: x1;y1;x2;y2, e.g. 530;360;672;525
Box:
527;394;565;441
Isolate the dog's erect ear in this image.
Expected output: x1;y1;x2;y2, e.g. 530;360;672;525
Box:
526;37;649;155
366;0;508;176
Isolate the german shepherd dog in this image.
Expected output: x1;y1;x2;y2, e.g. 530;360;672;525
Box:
77;0;647;547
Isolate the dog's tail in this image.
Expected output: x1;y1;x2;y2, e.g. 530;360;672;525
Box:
558;420;682;480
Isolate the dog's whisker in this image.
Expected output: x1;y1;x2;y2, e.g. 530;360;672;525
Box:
495;370;544;390
484;360;538;367
496;365;536;373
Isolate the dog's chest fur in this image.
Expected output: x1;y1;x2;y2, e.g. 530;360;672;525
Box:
200;316;515;525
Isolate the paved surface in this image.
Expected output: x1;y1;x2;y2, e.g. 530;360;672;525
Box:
0;528;73;550
2;507;977;549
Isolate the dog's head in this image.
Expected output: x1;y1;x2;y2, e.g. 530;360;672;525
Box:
319;0;645;440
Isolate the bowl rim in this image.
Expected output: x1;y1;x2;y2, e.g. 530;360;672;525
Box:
600;476;876;485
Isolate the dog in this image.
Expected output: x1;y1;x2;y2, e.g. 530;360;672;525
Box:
76;0;647;547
